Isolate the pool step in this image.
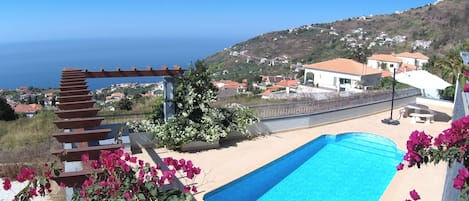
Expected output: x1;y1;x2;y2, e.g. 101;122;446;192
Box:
336;139;403;159
341;137;397;151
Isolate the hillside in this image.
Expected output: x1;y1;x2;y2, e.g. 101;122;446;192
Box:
204;0;469;81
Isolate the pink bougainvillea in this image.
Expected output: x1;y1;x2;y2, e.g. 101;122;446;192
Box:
409;189;420;200
76;149;200;200
2;177;11;191
1;148;201;201
400;114;469;200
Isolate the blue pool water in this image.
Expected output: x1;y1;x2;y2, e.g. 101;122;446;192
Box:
203;132;404;201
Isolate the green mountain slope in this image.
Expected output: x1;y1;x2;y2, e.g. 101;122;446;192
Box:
204;0;469;80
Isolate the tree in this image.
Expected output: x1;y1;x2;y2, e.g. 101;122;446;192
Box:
51;96;57;107
117;98;133;111
133;93;142;100
148;97;164;123
0;97;17;121
27;96;33;104
134;60;259;148
428;42;469;100
348;45;371;63
380;62;388;70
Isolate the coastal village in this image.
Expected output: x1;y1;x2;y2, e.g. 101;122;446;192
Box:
1;50;429;118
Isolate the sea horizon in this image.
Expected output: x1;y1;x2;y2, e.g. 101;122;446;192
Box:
0;37;242;90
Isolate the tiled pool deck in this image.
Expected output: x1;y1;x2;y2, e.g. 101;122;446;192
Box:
135;102;453;201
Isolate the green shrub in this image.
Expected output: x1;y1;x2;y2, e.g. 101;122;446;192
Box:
129;61;259;148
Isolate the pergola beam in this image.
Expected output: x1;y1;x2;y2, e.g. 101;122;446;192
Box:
80;66;184;78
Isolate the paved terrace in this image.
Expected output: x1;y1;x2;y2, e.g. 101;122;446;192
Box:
135;102;453;201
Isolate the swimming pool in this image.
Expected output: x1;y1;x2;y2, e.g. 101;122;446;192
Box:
203;132;404;201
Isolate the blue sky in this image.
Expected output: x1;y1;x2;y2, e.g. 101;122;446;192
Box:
1;0;436;43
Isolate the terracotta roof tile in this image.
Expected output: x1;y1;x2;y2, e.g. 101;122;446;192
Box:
367;54;402;63
276;80;298;87
399;63;417;73
381;70;392;77
304;58;382;76
262;89;272;96
395;52;429;60
213;80;246;90
14;104;43;113
110;92;125;98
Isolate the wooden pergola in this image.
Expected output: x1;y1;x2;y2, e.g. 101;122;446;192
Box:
51;66;184;187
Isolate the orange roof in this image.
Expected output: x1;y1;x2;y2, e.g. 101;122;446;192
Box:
110;92;125;98
304;58;382;76
212;80;247;90
261;76;293;84
262;89;272;96
398;63;417;73
395;52;429;60
17;86;28;91
381;70;392;77
276;79;298;87
14;104;42;113
367;54;402;63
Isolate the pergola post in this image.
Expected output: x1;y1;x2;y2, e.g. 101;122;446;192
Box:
163;76;176;121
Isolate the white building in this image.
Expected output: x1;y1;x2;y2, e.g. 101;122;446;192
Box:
303;58;382;92
367;54;402;72
395;52;429;68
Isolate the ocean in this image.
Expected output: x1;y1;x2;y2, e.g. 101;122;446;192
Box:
0;37;240;90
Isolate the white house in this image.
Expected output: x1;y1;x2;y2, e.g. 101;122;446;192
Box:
303;58;382;92
395;52;429;68
367;54;402;72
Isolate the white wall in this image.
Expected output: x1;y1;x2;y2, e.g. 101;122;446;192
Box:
304;68;361;91
367;59;400;72
398;57;415;65
367;59;380;69
416;59;428;68
397;57;428;68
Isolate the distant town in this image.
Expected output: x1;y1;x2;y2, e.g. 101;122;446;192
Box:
0;49;429;119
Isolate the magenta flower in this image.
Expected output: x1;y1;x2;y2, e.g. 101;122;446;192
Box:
2;177;11;191
16;167;35;182
191;185;198;193
99;181;107;187
459;168;469;178
453;168;469;189
396;163;404;171
79;190;86;197
454;176;465;190
409;189;420;200
124;191;131;199
183;186;191;193
403;130;433;167
29;187;38;197
81;154;89;163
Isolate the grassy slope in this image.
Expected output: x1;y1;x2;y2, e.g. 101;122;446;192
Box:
0;110;58;150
